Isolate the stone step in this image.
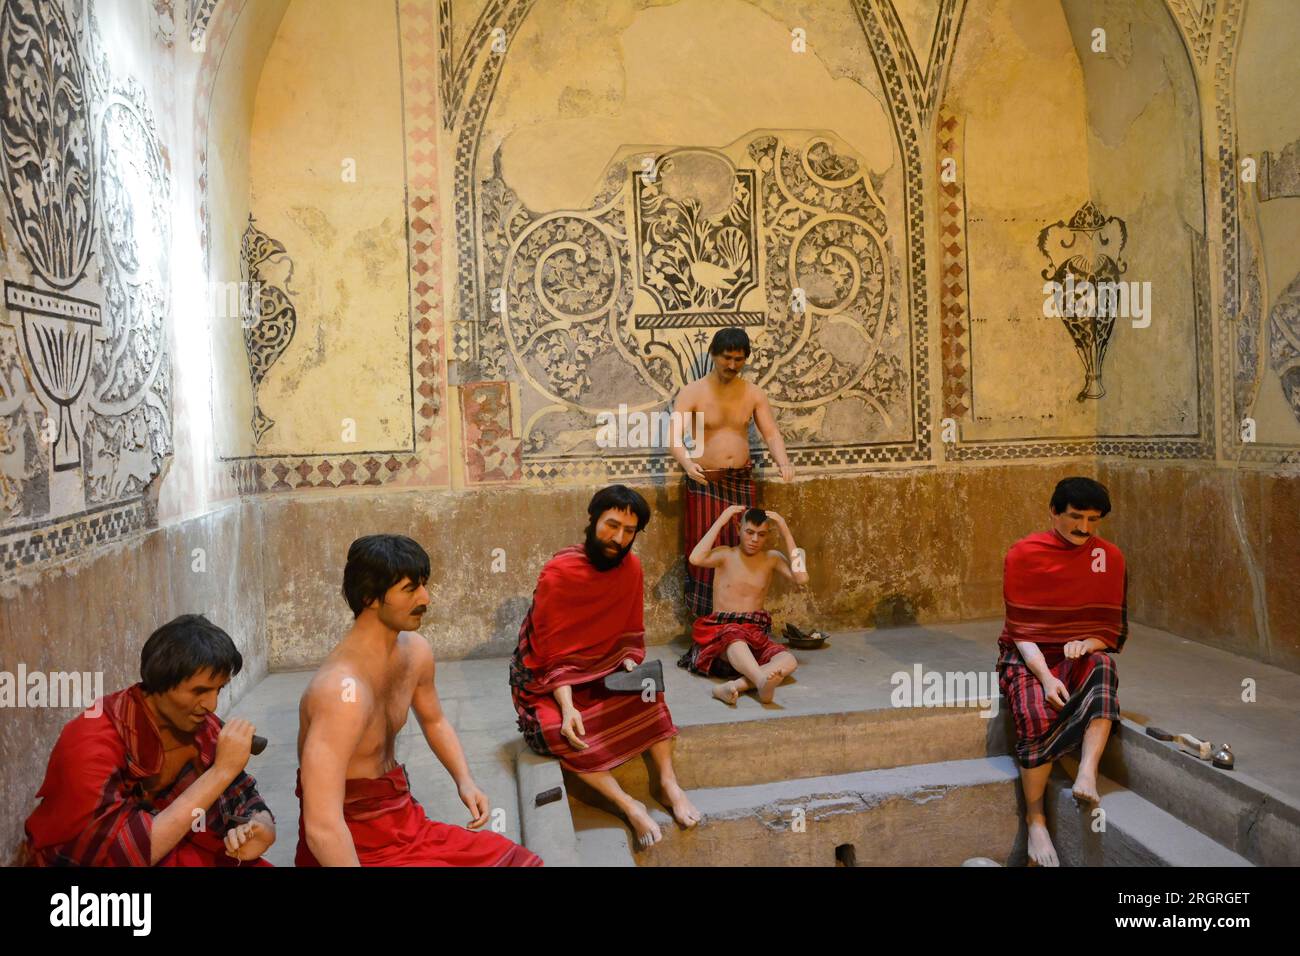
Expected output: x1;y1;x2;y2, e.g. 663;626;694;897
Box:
1090;720;1300;866
562;753;1257;867
600;704;1013;793
1049;759;1252;867
571;756;1026;867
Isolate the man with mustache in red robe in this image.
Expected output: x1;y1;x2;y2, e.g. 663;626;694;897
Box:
22;615;276;867
997;477;1127;867
511;485;701;848
296;534;540;866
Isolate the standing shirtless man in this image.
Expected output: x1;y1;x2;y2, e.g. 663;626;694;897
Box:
680;505;807;704
670;328;796;618
296;534;540;866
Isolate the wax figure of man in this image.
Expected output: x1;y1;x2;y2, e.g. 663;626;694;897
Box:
510;485;701;847
996;477;1126;867
296;534;540;866
680;505;807;705
670;328;796;617
22;614;276;866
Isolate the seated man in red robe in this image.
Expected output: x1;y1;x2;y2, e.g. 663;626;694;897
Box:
680;505;807;704
297;534;541;867
22;614;276;866
511;485;701;848
996;477;1126;867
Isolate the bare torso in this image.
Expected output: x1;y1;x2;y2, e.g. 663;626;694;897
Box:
143;738;199;802
297;631;423;780
677;377;759;469
711;548;782;613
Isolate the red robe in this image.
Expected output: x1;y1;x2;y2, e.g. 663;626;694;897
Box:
22;684;274;867
996;529;1126;767
510;545;678;772
997;529;1127;664
293;766;541;867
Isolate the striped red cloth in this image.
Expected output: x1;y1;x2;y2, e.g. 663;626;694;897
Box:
683;464;756;617
678;610;784;677
997;645;1120;768
293;766;541;867
510;545;678;773
995;528;1127;767
998;529;1128;662
23;684;272;866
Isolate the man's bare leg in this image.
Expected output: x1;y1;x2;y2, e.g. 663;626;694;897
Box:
723;642;780;703
577;769;662;847
1020;762;1058;867
758;651;799;703
647;737;701;829
1071;717;1112;805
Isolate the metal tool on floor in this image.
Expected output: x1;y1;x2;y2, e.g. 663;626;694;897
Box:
1212;743;1235;770
1175;733;1212;760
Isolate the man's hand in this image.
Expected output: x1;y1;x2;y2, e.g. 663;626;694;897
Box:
684;461;707;484
457;780;492;830
765;510;787;527
722;504;745;521
560;708;589;750
621;658;637;672
223;819;272;861
1063;640;1093;660
1041;675;1070;710
779;463;795;482
213;718;255;782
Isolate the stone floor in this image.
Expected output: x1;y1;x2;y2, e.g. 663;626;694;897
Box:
231;619;1300;867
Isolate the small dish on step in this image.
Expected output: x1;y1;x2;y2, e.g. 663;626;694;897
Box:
782;623;830;649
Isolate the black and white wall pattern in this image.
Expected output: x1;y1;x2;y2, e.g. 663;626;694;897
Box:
0;0;173;573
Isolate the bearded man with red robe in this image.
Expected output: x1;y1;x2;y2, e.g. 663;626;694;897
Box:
22;615;276;867
511;485;701;848
996;477;1127;868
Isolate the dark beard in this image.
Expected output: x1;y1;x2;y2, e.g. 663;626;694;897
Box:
584;525;632;571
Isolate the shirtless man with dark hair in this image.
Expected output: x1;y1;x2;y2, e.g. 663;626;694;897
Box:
681;504;807;704
670;328;796;618
296;534;540;866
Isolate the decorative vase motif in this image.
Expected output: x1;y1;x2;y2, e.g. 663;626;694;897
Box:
1037;201;1129;402
0;0;101;471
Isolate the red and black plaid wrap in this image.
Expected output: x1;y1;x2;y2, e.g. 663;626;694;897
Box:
510;546;678;773
677;609;785;677
23;684;273;867
683;464;756;617
997;644;1120;768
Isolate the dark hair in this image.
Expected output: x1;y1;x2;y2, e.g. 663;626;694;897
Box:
741;507;768;526
586;484;651;532
342;534;431;617
139;614;243;694
709;328;751;357
1049;477;1111;517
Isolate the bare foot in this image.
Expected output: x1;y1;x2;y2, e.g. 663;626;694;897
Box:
658;780;701;829
1071;773;1100;806
712;680;742;705
757;664;785;704
1027;820;1059;867
624;800;662;848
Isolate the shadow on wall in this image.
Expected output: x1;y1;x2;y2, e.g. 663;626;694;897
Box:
464;596;535;660
872;591;933;628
